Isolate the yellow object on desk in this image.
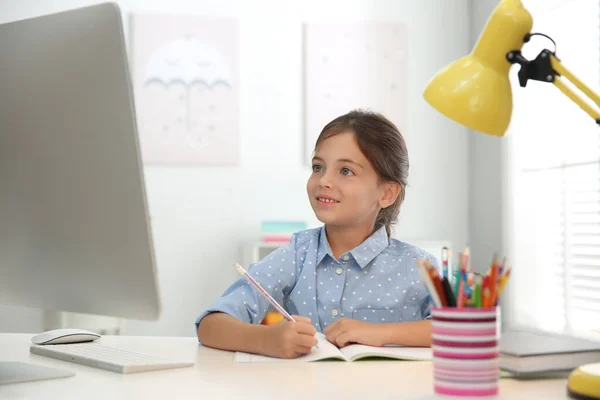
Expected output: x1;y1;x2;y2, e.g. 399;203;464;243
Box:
568;362;600;399
261;310;284;326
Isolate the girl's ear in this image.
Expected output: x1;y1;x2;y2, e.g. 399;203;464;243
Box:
379;182;401;208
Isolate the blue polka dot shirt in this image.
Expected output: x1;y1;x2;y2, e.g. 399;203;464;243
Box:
196;225;439;333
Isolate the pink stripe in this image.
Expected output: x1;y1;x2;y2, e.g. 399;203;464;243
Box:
433;361;499;371
432;307;497;315
432;326;497;336
435;375;498;383
435;385;498;397
433;317;496;323
435;368;499;375
435;374;498;383
434;350;499;360
435;367;498;377
433;339;497;348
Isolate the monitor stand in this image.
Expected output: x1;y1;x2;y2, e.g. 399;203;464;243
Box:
0;362;74;385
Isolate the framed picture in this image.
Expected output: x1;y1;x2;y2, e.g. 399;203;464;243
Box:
130;14;240;165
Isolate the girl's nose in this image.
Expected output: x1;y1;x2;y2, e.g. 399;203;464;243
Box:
318;172;333;189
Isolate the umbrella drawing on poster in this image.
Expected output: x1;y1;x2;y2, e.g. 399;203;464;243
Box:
131;15;239;165
144;38;231;141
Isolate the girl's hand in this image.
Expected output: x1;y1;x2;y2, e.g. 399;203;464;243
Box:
261;315;318;359
323;318;385;348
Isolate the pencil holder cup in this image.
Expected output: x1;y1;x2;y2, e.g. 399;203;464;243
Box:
431;307;500;398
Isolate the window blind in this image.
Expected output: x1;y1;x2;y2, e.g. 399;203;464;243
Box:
509;0;600;333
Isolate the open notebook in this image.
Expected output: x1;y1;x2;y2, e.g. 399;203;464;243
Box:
235;332;432;363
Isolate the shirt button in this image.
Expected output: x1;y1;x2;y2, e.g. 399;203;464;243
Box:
336;267;343;275
343;255;350;261
332;309;339;317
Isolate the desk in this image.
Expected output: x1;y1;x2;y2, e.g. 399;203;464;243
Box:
0;333;570;399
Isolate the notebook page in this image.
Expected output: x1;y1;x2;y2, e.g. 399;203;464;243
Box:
340;343;432;362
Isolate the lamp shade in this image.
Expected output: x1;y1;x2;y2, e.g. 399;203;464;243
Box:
423;0;533;136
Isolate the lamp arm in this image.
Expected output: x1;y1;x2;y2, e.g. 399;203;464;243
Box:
550;55;600;123
507;48;600;125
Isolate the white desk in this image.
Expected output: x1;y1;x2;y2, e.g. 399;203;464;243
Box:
0;333;571;399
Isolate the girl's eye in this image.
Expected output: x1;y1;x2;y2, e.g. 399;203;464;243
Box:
312;164;323;173
341;168;354;176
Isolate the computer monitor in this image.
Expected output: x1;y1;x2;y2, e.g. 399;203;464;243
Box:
0;3;161;322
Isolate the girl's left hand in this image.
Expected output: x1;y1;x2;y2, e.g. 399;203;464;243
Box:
323;318;385;348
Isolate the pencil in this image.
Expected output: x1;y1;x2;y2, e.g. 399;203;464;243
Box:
457;277;466;308
474;275;482;308
497;265;512;297
235;263;320;349
234;263;296;322
442;277;456;307
424;260;448;307
489;256;499;306
453;252;462;297
416;259;443;307
461;247;470;274
482;275;491;308
442;247;449;278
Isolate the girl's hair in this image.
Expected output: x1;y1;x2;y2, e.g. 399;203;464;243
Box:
314;109;409;236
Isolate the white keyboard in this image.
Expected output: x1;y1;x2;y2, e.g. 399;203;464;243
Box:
30;343;195;374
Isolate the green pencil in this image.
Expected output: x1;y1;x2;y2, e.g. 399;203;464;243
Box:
474;276;482;308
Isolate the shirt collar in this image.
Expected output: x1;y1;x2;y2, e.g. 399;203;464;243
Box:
316;227;335;266
316;225;390;269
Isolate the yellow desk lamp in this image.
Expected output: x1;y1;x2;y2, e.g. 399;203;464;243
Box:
423;0;600;398
423;0;600;137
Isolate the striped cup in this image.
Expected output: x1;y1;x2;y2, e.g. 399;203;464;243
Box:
431;307;500;398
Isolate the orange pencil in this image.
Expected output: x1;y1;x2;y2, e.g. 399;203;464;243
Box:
482;275;491;308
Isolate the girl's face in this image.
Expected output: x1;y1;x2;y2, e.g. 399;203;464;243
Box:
307;131;391;230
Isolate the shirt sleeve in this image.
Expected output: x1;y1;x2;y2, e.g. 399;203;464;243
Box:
421;252;441;320
195;234;299;334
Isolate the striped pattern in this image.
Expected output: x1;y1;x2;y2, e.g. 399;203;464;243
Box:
431;307;499;397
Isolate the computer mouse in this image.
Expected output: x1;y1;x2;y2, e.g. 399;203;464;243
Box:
31;328;101;345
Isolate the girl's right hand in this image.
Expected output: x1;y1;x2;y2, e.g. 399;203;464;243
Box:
261;315;318;359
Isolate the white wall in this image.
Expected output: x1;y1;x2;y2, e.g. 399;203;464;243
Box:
0;0;470;336
467;0;504;273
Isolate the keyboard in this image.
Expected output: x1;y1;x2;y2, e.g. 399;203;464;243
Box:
30;343;195;374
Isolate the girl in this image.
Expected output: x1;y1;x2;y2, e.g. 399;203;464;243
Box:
197;110;439;359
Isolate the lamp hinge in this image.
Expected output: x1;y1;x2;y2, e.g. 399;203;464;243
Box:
506;49;558;87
